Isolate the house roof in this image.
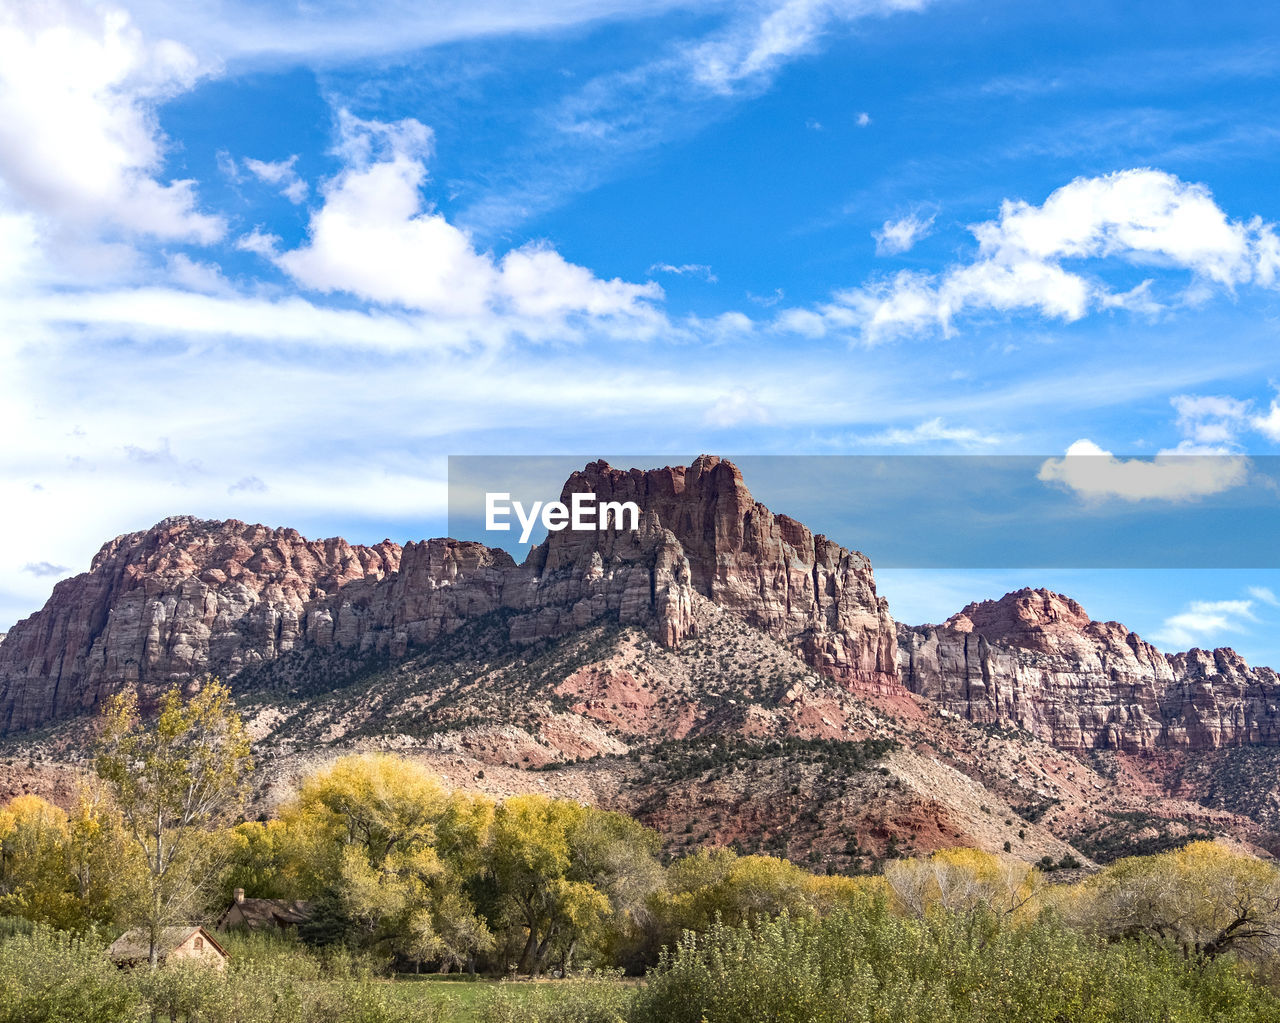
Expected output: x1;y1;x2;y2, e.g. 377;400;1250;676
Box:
218;898;313;930
108;926;228;961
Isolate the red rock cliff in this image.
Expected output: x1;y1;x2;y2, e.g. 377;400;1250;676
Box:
898;588;1280;750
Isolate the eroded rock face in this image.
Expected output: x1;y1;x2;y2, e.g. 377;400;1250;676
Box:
0;457;900;731
0;517;402;731
557;456;899;691
898;588;1280;751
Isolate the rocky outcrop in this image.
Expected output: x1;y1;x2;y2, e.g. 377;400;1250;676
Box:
0;517;402;731
898;588;1280;751
0;457;899;732
556;457;898;691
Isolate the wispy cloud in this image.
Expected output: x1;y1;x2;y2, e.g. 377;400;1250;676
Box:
848;417;1003;449
649;262;718;282
243;155;309;204
22;561;69;578
461;0;932;234
1153;597;1258;649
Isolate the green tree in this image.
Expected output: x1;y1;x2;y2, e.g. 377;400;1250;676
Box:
484;794;660;975
94;679;253;965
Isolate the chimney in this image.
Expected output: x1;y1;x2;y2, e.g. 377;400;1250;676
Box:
234;888;245;904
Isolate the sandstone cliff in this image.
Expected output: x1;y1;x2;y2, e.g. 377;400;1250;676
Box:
556;457;898;691
898;588;1280;751
0;457;897;731
0;517;403;731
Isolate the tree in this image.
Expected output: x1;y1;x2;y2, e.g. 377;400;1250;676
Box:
1067;840;1280;961
284;754;493;971
95;679;253;966
884;847;1041;920
484;795;656;975
0;795;79;928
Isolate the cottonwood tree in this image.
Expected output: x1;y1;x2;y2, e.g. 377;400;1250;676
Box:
1067;841;1280;961
885;848;1041;920
95;679;253;966
486;795;649;976
285;754;494;972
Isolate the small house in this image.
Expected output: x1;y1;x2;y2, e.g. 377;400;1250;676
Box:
217;887;314;932
108;926;228;970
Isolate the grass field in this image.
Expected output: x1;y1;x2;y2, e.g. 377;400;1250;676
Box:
385;975;638;1022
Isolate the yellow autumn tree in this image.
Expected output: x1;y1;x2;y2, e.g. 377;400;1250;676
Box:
1066;840;1280;961
95;679;253;965
284;753;493;971
884;847;1042;919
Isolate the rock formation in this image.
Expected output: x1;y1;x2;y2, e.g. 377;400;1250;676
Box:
556;457;898;691
898;588;1280;751
0;517;403;731
0;457;897;731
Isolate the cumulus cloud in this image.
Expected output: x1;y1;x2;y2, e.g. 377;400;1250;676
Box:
1252;393;1280;442
270;110;662;332
1169;393;1250;450
790;169;1280;342
0;1;223;242
1153;598;1258;649
874;212;935;256
1038;438;1250;501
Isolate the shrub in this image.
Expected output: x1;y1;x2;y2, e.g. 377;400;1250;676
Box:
0;928;140;1023
630;907;1280;1023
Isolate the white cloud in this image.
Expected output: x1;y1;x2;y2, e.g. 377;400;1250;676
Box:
688;0;928;94
243;155;309;203
1038;438;1250;502
1248;586;1280;607
850;417;1003;448
704;388;770;427
166;253;230;294
1169;393;1250;448
796;169;1280;342
271;110;662;330
855;111;871;127
874;212;935;256
0;1;223;242
649;262;718;282
1252;393;1280;442
1153;598;1257;649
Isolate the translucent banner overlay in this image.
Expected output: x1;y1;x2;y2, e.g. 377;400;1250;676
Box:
447;454;1280;568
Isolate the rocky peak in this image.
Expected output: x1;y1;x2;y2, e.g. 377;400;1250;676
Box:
555;457;899;692
900;587;1280;752
946;589;1094;650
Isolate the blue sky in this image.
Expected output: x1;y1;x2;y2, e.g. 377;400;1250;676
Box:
4;0;1280;665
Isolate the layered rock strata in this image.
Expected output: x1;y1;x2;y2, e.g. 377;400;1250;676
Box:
898;588;1280;751
0;456;896;730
